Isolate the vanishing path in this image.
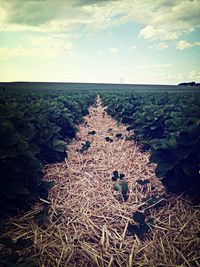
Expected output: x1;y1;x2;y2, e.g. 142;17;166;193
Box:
42;97;163;266
5;97;199;267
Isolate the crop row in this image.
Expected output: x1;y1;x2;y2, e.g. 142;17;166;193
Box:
0;89;96;217
101;91;200;198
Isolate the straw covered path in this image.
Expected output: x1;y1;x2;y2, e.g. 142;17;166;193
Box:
3;97;200;266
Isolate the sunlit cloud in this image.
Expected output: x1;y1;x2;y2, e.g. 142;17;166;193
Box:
176;40;200;50
0;36;73;60
139;25;180;41
187;70;200;81
0;0;199;40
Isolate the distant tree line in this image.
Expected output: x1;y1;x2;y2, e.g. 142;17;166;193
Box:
178;82;200;86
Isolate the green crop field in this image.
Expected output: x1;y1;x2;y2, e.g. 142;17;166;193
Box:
0;82;200;266
100;89;200;195
1;82;199;216
0;84;96;216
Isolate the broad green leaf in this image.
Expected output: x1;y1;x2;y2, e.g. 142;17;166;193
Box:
166;135;177;148
114;183;120;191
133;211;145;224
5;181;29;195
121;179;128;195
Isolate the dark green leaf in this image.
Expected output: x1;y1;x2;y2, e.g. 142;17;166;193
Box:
121;180;129;195
112;170;119;181
127;224;140;235
119;173;125;179
114;183;120;191
136;179;150;185
133;211;145;224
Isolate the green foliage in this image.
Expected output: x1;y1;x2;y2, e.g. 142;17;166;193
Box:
149;125;200;193
101;91;200;197
121;179;129;195
0;88;96;217
112;171;129;202
114;183;120;191
140;195;165;210
80;141;91;153
105;136;113;142
119;173;125;179
112;170;119;181
88;130;96;135
128;211;150;239
115;133;123;138
112;171;125;181
133;211;145;224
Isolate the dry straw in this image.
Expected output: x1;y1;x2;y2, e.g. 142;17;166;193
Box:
2;98;200;266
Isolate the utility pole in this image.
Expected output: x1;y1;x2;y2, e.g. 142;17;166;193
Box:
120;75;123;84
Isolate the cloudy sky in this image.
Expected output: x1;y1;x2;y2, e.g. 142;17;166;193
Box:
0;0;200;84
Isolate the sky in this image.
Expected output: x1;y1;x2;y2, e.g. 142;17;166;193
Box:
0;0;200;85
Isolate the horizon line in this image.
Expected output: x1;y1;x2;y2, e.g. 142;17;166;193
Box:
0;81;178;86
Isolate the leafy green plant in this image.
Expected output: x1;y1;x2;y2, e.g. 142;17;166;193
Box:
139;195;165;210
112;171;119;181
127;211;155;239
101;90;200;197
80;141;91;153
114;183;120;191
0;88;96;217
149;125;200;194
88;130;96;135
105;137;113;142
112;171;125;181
112;171;129;202
116;133;123;138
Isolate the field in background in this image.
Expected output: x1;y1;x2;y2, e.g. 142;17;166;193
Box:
1;81;200;93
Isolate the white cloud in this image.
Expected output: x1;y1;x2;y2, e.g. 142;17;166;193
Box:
176;40;193;50
176;40;200;50
0;0;199;42
139;25;157;39
149;42;169;49
137;0;200;41
139;25;180;41
0;36;73;60
187;70;200;81
109;47;118;53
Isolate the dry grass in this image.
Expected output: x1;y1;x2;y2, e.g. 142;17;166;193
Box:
2;98;200;266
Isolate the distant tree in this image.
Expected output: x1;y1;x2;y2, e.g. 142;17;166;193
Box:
178;82;200;86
